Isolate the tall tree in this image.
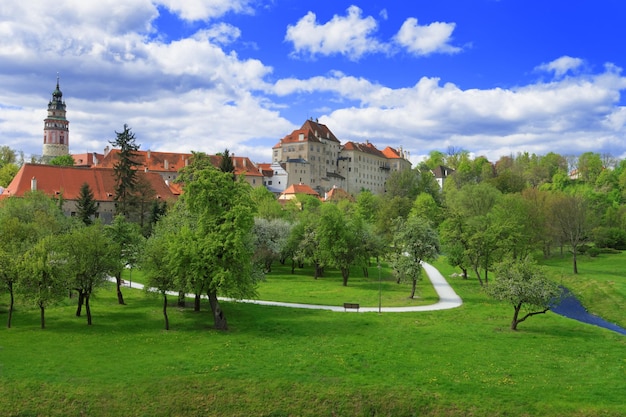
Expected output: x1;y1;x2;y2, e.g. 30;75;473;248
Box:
488;257;562;330
17;235;67;329
63;224;118;325
550;193;591;274
105;215;144;305
389;216;440;299
110;124;140;217
140;221;176;330
75;182;98;225
252;218;293;273
182;166;260;330
0;192;68;327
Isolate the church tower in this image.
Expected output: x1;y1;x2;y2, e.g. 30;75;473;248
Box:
42;75;69;161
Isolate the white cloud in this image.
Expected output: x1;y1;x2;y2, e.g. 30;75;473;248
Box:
393;17;461;56
155;0;255;21
536;56;584;78
285;6;387;60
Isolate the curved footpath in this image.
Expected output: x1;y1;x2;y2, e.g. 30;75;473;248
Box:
116;262;463;313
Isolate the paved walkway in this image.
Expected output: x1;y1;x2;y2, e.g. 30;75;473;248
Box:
117;262;463;313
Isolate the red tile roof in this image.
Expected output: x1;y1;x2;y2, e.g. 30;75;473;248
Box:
342;141;385;158
274;119;341;148
382;147;404;159
0;164;176;201
96;149;262;178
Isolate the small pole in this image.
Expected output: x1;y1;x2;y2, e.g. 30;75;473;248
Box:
378;261;382;314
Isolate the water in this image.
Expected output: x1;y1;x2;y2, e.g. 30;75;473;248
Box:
551;287;626;336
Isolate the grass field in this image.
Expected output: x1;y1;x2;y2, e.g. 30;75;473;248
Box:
1;255;625;416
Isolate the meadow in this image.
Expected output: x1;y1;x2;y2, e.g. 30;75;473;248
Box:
0;254;624;417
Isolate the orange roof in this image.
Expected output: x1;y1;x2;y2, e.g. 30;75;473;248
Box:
281;183;320;197
324;186;354;202
342;141;385;158
96;149;262;178
382;147;403;159
1;164;176;201
274;119;341;148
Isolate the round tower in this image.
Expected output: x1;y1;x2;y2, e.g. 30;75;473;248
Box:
42;75;69;161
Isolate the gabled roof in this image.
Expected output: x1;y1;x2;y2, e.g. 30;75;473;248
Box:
382;146;404;159
279;183;320;199
95;149;262;178
274;118;341;148
0;164;176;201
342;141;386;158
431;165;455;179
324;186;354;202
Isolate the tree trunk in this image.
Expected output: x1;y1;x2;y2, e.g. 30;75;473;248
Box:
194;293;201;312
461;268;468;279
116;273;126;305
85;294;92;325
177;290;186;307
410;278;417;299
472;266;484;287
7;282;14;328
341;268;349;287
572;248;578;274
162;293;169;331
75;290;85;317
207;290;228;331
40;302;45;329
511;303;522;330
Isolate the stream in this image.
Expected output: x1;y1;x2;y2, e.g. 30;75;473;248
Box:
551;287;626;336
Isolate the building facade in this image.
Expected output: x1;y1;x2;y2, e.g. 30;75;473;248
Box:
272;119;412;196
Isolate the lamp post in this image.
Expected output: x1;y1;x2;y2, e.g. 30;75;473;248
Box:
378;260;382;314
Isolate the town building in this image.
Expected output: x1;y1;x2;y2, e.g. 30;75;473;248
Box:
272;119;412;196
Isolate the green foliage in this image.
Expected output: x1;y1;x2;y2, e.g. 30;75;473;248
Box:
75;182;97;225
0;163;19;188
48;154;75;166
488;256;562;330
110;124;140;216
218;148;235;175
389;216;439;298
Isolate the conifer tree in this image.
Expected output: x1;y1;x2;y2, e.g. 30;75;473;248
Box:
110;124;140;217
76;182;97;225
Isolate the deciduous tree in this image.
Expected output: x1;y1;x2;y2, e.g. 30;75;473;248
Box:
488;257;562;330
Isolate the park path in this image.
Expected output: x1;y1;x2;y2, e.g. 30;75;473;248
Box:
117;262;463;313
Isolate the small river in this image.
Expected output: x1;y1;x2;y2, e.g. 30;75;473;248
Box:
551;287;626;336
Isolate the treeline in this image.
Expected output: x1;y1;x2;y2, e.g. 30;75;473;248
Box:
2;148;624;331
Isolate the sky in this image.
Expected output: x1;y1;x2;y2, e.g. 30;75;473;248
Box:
2;0;626;166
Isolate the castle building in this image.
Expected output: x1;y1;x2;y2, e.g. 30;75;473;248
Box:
42;76;70;161
272;119;412;196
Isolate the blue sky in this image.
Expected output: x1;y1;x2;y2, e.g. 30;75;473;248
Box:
1;0;626;165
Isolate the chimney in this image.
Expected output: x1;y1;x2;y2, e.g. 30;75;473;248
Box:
104;145;110;156
164;159;169;170
31;177;37;191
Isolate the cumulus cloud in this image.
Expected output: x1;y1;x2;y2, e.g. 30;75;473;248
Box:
285;6;387;60
393;18;461;56
536;56;585;78
155;0;255;21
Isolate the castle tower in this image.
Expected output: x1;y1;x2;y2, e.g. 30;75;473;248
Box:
42;75;69;161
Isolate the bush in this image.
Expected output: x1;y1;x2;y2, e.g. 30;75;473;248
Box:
587;246;601;257
592;227;626;250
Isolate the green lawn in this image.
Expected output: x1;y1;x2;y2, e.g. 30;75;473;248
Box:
1;257;624;417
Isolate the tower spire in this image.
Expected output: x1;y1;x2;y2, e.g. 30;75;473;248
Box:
42;75;69;163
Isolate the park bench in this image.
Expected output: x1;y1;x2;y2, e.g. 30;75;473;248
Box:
343;302;360;312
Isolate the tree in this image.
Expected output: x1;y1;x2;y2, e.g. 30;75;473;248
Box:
0;192;68;327
48;154;75;166
110;124;140;217
218;148;235;177
488;257;562;330
105;215;144;305
17;235;67;329
550;194;591;274
75;182;98;225
389;216;439;299
252;218;293;273
63;224;118;325
316;204;366;286
140;221;176;330
182;166;260;330
250;186;284;220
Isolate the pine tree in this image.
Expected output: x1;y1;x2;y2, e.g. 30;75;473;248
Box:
218;148;235;180
110;124;140;217
76;182;97;225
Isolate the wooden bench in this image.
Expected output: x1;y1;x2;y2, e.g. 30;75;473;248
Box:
343;303;360;312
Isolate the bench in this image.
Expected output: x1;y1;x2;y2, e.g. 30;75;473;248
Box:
343;303;360;312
